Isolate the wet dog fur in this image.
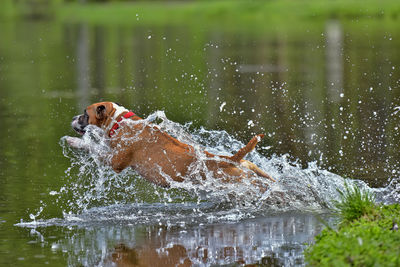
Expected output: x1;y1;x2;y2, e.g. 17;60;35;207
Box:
66;102;275;188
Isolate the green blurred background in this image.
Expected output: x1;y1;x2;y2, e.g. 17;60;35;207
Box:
1;0;400;265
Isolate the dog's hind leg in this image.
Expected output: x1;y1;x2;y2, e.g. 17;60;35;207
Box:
240;159;275;182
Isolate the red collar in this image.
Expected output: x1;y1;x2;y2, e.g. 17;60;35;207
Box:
109;111;135;137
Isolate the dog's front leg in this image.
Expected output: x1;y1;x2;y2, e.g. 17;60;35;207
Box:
66;136;113;168
65;136;90;151
110;150;131;173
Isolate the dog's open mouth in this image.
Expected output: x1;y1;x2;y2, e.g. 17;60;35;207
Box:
74;127;86;136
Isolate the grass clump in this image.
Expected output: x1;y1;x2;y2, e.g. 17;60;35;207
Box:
333;182;377;224
305;182;400;266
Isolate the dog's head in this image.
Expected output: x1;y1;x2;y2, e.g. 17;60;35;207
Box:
71;102;128;135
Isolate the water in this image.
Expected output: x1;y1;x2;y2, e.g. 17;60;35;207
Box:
1;15;400;266
14;112;397;266
53;114;340;213
16;212;328;266
22;112;348;222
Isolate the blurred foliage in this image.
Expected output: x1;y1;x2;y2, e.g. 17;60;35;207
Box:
0;0;64;19
2;0;400;23
0;0;14;19
57;0;400;27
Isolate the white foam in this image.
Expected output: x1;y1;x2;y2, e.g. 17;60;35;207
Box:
48;111;396;224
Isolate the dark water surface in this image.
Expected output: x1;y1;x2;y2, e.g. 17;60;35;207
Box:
1;17;400;266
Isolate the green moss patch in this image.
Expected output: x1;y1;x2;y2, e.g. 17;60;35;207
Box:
305;183;400;266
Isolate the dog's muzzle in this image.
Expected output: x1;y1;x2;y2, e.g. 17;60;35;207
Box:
71;114;88;135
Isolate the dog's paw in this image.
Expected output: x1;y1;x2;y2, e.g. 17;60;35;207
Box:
66;136;85;149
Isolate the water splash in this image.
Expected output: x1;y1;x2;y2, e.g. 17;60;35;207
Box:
20;111;398;226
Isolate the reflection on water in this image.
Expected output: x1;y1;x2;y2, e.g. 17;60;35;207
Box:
21;212;328;266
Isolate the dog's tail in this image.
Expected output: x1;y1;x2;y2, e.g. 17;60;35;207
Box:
230;134;265;162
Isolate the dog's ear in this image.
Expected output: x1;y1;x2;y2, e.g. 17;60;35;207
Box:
96;105;106;120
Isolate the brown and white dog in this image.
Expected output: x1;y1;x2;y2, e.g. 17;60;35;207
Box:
66;102;275;188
